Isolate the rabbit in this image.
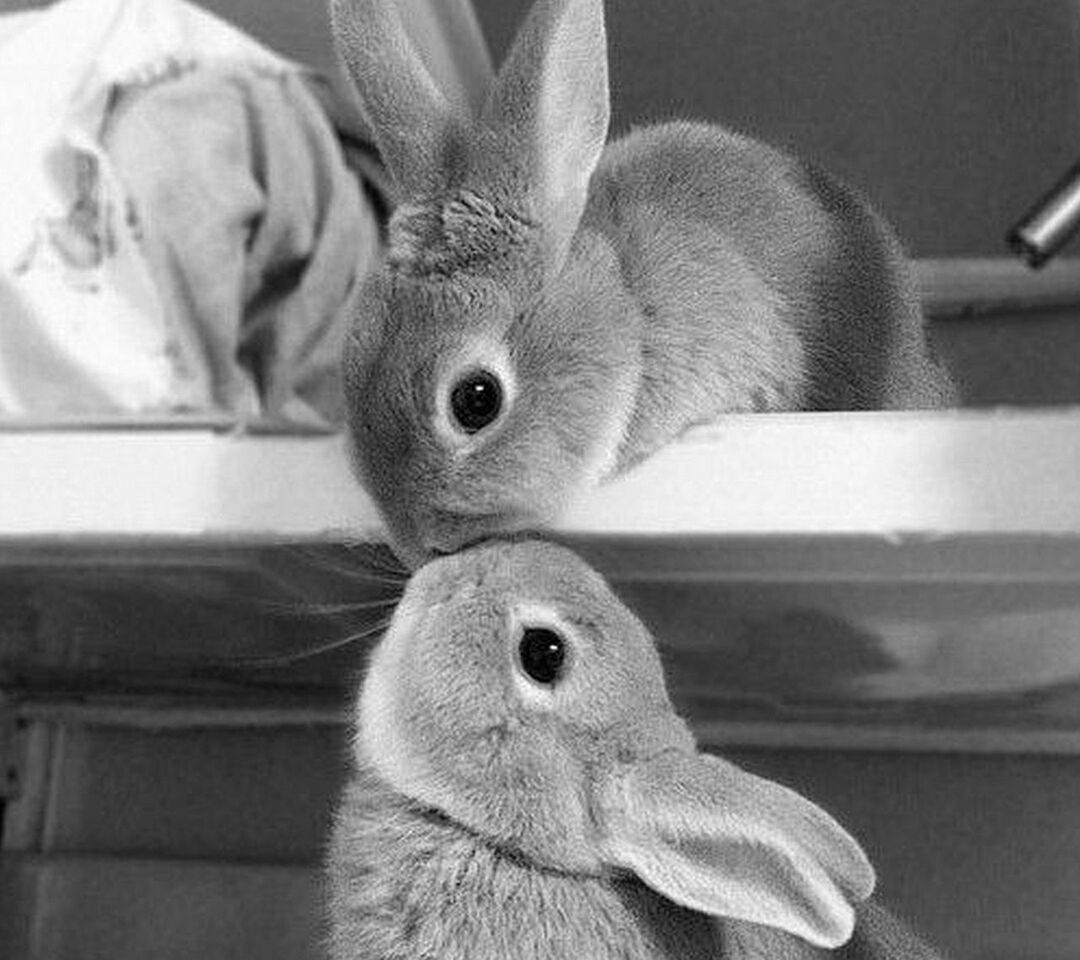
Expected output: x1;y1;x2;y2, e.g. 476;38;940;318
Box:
329;0;956;566
327;538;946;959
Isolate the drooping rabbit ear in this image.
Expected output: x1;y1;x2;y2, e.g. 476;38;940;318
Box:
479;0;610;265
330;0;488;197
598;752;876;949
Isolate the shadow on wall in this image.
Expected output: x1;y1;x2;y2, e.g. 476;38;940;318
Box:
624;578;1080;717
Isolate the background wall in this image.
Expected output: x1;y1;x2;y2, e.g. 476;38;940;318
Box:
473;0;1080;260
45;0;1073;260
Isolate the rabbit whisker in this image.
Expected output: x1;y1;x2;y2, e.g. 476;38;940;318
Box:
287;544;410;586
227;618;394;668
255;597;402;616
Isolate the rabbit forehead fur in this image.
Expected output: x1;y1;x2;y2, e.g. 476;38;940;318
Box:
343;233;642;563
386;187;535;277
356;538;690;868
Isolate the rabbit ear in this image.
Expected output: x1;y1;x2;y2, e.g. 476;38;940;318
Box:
480;0;610;265
330;0;481;197
598;752;876;949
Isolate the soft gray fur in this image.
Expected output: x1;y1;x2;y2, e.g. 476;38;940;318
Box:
327;539;946;959
331;0;957;565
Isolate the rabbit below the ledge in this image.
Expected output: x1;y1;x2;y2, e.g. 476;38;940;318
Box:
327;539;946;960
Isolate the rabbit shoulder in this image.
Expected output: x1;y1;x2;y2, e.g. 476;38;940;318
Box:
584;119;953;469
328;762;733;960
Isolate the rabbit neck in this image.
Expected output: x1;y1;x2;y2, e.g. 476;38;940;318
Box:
328;762;734;960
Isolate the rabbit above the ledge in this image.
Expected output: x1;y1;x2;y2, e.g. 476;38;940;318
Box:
331;0;955;565
327;538;945;960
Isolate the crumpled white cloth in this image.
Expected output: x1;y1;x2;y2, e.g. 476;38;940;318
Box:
0;0;379;427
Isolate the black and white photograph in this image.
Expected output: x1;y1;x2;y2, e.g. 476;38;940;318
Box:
1;0;1079;958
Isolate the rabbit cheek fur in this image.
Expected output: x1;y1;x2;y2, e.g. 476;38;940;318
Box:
328;540;888;959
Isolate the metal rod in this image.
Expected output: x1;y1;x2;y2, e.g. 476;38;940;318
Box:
1007;159;1080;268
916;256;1080;317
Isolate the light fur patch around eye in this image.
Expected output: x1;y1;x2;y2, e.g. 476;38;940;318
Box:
433;339;518;452
508;603;578;710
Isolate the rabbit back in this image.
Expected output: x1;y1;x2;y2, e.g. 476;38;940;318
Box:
328;770;925;960
585;121;954;468
328;770;941;960
328;765;730;960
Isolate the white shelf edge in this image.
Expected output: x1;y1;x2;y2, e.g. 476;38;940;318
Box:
0;430;378;542
562;407;1080;537
1;407;1079;545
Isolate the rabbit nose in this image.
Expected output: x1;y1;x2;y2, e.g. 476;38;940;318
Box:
432;533;510;557
421;514;537;560
422;531;494;559
382;510;500;569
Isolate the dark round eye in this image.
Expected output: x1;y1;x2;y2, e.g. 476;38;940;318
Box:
449;368;503;434
518;627;566;686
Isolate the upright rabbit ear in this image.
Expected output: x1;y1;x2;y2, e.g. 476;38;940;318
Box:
480;0;610;266
598;752;876;949
330;0;488;197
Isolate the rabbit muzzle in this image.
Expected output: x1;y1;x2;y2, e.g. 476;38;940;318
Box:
390;502;550;568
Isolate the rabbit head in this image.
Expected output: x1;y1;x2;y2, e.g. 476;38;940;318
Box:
332;0;641;565
354;538;876;948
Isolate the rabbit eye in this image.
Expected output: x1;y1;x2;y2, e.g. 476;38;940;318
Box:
449;368;503;434
518;627;566;685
